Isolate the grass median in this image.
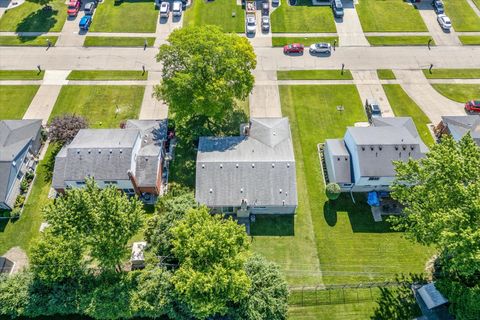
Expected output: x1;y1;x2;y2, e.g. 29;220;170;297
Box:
366;36;433;46
83;36;155;47
377;69;396;80
423;69;480;79
272;36;338;47
277;69;352;80
0;70;44;80
0;85;40;119
459;35;480;45
67;70;148;81
432;84;480;103
0;36;58;46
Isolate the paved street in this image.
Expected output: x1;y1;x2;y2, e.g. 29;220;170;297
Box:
417;2;461;46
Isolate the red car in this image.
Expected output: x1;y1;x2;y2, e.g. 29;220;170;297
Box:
283;43;304;54
67;0;81;17
465;100;480;113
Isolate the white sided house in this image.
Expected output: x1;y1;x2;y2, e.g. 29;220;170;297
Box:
195;117;298;217
324;117;428;192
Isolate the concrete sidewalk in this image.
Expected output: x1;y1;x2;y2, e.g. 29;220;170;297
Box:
352;70;394;117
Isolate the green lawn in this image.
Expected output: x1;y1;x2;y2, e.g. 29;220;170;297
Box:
184;0;244;33
474;0;480;9
377;69;396;80
459;35;480;45
89;0;158;33
49;85;144;127
277;70;353;80
366;36;433;46
0;35;58;46
0;85;39;119
255;85;434;285
431;84;480;103
83;36;155;47
0;0;67;32
443;0;480;32
383;84;435;147
67;70;148;81
356;0;427;32
288;302;378;320
423;69;480;79
0;70;44;80
272;36;339;47
271;0;336;33
0;144;57;256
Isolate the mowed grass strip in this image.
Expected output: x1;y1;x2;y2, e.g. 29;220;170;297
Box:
0;85;40;119
288;302;378;320
271;0;336;33
277;70;353;80
0;70;44;80
459;35;480;45
272;36;339;47
0;36;58;46
423;69;480;79
184;0;245;33
84;36;155;47
383;84;435;147
67;70;148;81
278;85;434;284
356;0;427;32
443;0;480;32
377;69;396;80
432;84;480;103
366;36;433;46
89;0;158;33
0;0;67;32
49;85;144;128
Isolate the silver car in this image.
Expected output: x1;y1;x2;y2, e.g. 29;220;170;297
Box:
246;15;256;34
309;42;332;54
261;16;270;32
84;2;95;15
437;14;451;30
160;2;170;18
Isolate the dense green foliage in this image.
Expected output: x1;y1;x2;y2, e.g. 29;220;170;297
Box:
436;278;480;320
325;182;341;200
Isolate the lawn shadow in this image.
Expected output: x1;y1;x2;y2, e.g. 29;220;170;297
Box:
250;214;294;236
15;7;58;34
0;219;8;233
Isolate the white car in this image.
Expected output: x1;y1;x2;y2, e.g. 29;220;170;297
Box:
261;16;270;32
309;42;332;54
437;14;451;30
160;2;170;18
172;1;182;17
246;15;256;34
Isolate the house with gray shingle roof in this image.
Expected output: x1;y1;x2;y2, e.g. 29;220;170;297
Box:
195;117;297;217
52;120;167;202
324;117;428;192
436;115;480;146
0;119;42;210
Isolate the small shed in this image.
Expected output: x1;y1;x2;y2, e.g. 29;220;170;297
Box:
413;282;453;320
130;241;147;270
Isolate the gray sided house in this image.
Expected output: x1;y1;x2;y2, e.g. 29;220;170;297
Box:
324;117;428;192
195;117;297;217
0;120;42;210
436;115;480;146
52;120;167;202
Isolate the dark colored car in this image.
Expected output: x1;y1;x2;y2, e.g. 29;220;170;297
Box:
262;1;269;15
84;2;96;15
331;0;344;18
432;0;444;14
283;43;304;54
465;100;480;113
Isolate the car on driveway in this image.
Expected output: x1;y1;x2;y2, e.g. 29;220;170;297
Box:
365;99;382;122
67;0;81;17
246;15;256;34
309;42;331;54
437;14;452;30
79;15;92;30
432;0;444;14
262;1;269;15
261;15;270;32
160;2;170;18
465;100;480;113
84;2;96;15
331;0;344;18
272;0;279;6
283;43;304;54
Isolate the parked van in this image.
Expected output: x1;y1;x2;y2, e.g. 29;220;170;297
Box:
332;0;344;18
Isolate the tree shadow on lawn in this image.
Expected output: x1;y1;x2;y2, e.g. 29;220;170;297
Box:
323;193;396;233
114;0;158;6
250;214;294;236
15;7;58;34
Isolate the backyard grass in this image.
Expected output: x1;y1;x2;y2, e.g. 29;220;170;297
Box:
89;0;158;33
272;36;339;47
270;0;336;33
356;0;427;32
277;70;353;80
443;0;480;32
474;0;480;9
431;84;480;103
0;35;58;46
423;69;480;79
366;36;433;46
49;85;144;127
288;302;378;320
459;35;480;45
67;70;148;81
383;84;435;147
0;144;57;256
0;70;44;80
0;0;67;32
0;85;39;119
184;0;244;33
260;85;435;285
83;36;155;47
377;69;396;80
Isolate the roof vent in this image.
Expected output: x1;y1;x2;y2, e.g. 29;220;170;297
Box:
77;150;80;154
410;146;415;151
236;163;239;168
88;149;91;154
240;188;243;193
285;191;288;196
272;163;275;168
252;163;255;168
202;164;205;169
287;163;290;168
282;200;285;206
119;149;123;154
220;164;223;169
279;189;282;193
98;150;102;154
209;188;213;193
379;146;382;151
395;146;399;151
402;145;406;151
370;146;374;151
361;146;365;151
109;149;113;154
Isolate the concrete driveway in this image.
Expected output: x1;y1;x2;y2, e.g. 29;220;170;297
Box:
249;71;282;118
335;0;369;47
416;2;461;46
352;70;394;117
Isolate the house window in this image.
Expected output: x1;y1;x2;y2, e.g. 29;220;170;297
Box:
104;181;118;185
123;188;135;194
368;177;380;181
223;207;235;213
76;181;86;186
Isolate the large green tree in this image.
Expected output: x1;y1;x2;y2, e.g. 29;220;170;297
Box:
155;25;256;136
391;135;480;278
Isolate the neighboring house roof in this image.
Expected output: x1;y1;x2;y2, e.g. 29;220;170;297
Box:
52;120;167;189
417;283;448;310
196;117;297;208
324;139;351;184
0;119;42;204
441;115;480;146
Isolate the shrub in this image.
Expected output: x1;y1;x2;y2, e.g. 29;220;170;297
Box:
326;182;341;200
20;179;29;194
14;195;25;208
11;207;21;219
25;171;35;183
